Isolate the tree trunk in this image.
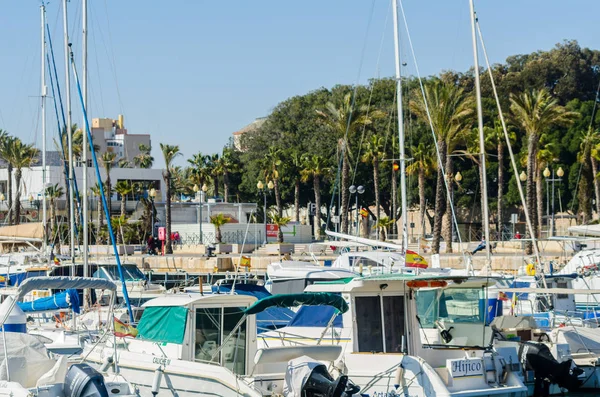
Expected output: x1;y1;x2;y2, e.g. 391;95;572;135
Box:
6;166;12;225
432;140;447;254
591;156;600;216
418;168;426;236
294;179;300;222
314;175;321;240
536;163;544;238
213;176;219;198
164;170;173;254
497;141;504;239
442;156;453;253
525;134;537;255
97;197;103;244
373;158;381;233
215;226;222;243
277;227;284;243
341;153;350;234
274;179;282;217
118;196;126;244
50;198;56;248
579;148;593;224
223;172;230;203
13;169;22;225
105;176;111;219
391;167;398;236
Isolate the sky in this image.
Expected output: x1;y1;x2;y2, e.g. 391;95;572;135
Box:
1;1;599;168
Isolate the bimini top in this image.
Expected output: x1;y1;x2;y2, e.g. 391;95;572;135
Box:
244;292;349;315
142;293;257;308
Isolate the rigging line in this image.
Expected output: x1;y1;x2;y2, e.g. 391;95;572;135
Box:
88;9;106;116
351;0;392;186
398;0;463;246
475;19;544;280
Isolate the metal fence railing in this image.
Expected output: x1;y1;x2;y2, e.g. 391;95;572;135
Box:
179;231;263;246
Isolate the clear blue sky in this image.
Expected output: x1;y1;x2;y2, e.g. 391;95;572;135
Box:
1;1;598;167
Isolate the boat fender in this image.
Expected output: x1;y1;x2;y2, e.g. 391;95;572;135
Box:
394;366;404;390
440;327;454;344
151;368;163;396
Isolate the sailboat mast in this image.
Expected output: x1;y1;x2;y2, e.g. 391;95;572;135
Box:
82;0;89;278
469;0;491;266
392;0;408;253
63;0;75;264
41;4;47;253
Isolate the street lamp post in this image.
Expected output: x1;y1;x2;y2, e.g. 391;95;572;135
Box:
544;167;564;237
349;185;365;237
194;183;208;244
149;187;156;237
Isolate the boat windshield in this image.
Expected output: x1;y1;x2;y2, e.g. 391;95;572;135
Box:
97;265;146;281
416;287;484;327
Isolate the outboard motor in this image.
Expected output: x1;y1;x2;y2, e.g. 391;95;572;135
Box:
283;356;358;397
518;341;582;397
64;363;110;397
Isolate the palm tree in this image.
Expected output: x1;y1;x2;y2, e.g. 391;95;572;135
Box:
263;146;284;216
188;152;211;189
361;134;387;231
45;184;64;249
0;133;15;223
316;92;383;234
133;143;154;169
210;213;230;244
407;142;435;236
285;149;304;223
509;88;577;252
220;147;239;203
207;154;223;198
578;128;598;223
300;154;330;240
270;213;291;243
114;180;133;244
7;139;38;225
91;183;105;243
591;132;600;216
410;80;474;254
376;216;395;242
100;152;117;218
160;143;181;254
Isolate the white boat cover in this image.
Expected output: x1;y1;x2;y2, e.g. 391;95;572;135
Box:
0;333;56;388
283;356;322;397
490;316;538;331
15;277;117;301
555;326;600;355
568;224;600;237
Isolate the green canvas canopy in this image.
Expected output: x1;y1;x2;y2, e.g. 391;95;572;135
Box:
137;306;188;344
243;292;349;315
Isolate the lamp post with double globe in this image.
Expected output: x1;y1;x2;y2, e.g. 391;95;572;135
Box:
257;181;274;245
349;185;365;237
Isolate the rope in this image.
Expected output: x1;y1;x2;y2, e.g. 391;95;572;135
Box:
398;0;463;246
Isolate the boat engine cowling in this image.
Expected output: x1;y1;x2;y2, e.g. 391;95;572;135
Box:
518;341;582;394
64;363;110;397
283;355;358;397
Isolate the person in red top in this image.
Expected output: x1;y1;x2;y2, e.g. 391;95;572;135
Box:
515;231;522;240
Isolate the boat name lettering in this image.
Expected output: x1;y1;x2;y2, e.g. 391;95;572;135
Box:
448;358;483;377
153;357;171;366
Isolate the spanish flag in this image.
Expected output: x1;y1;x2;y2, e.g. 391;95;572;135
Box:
359;208;368;218
114;317;138;338
240;255;251;268
406;250;428;269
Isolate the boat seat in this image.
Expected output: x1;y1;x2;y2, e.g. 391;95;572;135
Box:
254;345;342;365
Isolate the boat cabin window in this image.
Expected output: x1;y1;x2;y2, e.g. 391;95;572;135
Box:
556;281;568;299
349;256;381;269
95;265;146;281
355;295;405;353
194;306;246;375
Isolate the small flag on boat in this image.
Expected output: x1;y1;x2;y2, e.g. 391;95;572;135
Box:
0;276;6;283
53;257;60;265
114;317;138;338
240;255;251;268
405;250;428;269
498;291;509;301
359;208;368;218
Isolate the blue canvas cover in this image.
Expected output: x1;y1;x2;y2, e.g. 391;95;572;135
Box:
288;305;343;328
505;281;530;300
17;289;80;314
212;283;294;330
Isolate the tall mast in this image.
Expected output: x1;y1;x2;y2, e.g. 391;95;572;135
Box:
469;0;491;267
82;0;89;277
392;0;408;253
41;4;47;253
63;0;75;263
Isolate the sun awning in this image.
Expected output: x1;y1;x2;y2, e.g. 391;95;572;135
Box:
244;292;349;315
